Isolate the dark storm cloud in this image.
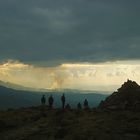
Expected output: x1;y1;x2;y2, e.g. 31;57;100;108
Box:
0;0;140;65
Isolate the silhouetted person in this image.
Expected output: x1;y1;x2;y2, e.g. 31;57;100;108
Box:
77;102;82;109
61;94;65;109
48;95;54;108
41;95;46;105
84;99;89;109
65;104;71;110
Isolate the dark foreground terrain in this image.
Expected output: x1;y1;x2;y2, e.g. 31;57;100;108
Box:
0;106;140;140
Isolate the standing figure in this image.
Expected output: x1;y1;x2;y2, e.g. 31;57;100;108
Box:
84;99;89;109
48;95;54;108
61;94;65;109
77;102;82;109
41;95;46;105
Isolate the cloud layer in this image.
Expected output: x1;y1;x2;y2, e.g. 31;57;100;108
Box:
1;60;140;91
0;0;140;65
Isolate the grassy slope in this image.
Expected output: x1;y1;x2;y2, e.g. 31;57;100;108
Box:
0;106;140;140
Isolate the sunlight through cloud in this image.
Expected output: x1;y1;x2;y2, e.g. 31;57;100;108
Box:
0;60;140;92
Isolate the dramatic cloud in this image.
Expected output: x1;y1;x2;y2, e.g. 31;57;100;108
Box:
0;60;140;91
0;60;69;89
0;0;140;65
1;1;140;91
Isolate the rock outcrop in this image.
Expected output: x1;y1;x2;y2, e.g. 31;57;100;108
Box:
98;80;140;111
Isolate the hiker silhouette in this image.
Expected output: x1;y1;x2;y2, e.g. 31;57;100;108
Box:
84;99;89;109
41;95;46;105
48;95;54;108
61;94;65;109
77;102;82;109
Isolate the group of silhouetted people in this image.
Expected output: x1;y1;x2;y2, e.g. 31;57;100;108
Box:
77;99;89;109
41;94;89;109
41;94;66;109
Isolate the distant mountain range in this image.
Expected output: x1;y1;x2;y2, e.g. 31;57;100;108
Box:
0;80;112;93
0;81;108;109
0;80;49;92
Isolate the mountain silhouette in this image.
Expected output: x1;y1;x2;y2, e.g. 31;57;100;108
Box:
0;85;41;109
98;80;140;110
1;81;140;139
0;80;52;92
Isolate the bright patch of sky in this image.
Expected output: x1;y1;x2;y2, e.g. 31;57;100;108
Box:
0;60;140;92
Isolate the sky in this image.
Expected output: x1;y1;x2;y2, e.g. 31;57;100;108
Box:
0;0;140;91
